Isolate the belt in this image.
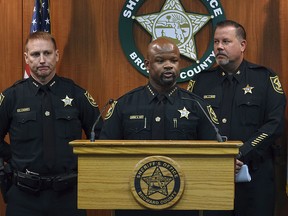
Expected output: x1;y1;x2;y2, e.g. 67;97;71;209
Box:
13;170;77;193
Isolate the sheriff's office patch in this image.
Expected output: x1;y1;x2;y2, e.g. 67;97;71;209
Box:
0;93;4;106
131;156;184;210
84;91;98;107
270;76;284;94
207;105;219;125
187;80;195;92
104;100;117;120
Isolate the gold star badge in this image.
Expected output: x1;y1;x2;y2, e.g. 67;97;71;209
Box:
142;166;173;196
242;84;254;94
178;107;190;119
61;95;73;107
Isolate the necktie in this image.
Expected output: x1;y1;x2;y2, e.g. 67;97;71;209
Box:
220;75;236;137
40;86;55;168
151;94;166;139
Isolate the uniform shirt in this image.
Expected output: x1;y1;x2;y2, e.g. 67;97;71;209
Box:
0;75;102;174
100;84;219;140
188;60;286;164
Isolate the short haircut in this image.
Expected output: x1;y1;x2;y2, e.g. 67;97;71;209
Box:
215;20;246;40
25;31;57;51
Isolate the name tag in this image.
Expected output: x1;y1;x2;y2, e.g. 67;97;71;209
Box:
130;115;144;119
204;95;216;99
17;108;31;113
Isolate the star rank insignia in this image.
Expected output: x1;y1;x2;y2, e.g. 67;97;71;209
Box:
61;95;73;107
242;84;254;94
142;166;173;196
178;107;190;119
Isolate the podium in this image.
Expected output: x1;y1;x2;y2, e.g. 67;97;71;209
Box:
70;140;242;211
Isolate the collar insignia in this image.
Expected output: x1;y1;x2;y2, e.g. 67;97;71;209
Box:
242;84;254;94
61;95;73;107
178;107;190;119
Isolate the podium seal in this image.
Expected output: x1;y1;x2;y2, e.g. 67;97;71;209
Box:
131;156;184;209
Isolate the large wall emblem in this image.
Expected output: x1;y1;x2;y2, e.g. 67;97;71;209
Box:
130;156;184;209
119;0;226;82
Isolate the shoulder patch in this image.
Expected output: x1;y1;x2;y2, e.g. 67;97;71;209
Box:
105;100;117;120
0;93;4;106
206;105;219;125
84;91;98;107
187;80;195;92
270;76;284;94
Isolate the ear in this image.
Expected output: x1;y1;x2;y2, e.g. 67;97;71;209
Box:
55;49;60;62
144;59;150;71
24;52;29;64
240;39;247;53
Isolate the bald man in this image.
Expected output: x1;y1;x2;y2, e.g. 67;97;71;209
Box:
100;37;219;216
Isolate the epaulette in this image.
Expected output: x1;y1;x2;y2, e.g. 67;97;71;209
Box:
12;79;27;87
57;76;86;91
116;86;145;101
180;88;208;103
247;62;277;76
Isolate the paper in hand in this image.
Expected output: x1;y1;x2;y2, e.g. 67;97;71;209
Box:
235;164;251;183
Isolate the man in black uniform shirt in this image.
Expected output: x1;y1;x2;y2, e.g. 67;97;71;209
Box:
188;20;286;216
100;37;220;216
0;32;102;216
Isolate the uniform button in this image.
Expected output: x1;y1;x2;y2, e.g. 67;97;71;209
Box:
45;111;50;116
155;117;161;122
222;118;227;123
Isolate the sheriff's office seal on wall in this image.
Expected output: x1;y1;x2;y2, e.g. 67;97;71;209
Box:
130;156;184;209
119;0;226;82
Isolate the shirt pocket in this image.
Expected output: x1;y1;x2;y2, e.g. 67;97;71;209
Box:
123;116;151;139
13;111;37;141
55;109;81;139
236;97;261;126
168;116;199;140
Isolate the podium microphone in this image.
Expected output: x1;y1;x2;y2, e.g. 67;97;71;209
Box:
181;97;225;142
90;99;114;142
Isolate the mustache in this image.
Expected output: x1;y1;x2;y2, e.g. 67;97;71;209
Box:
216;52;228;57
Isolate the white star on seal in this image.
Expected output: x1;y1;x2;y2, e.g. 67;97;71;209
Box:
242;84;254;94
178;107;190;119
61;95;73;107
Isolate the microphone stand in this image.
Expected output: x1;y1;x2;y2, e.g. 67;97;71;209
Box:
90;99;114;142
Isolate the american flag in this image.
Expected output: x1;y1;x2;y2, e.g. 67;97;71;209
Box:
24;0;51;78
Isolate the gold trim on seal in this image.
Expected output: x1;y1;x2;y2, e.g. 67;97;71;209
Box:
130;156;185;210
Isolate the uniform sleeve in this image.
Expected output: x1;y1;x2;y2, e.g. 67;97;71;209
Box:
77;90;102;140
0;92;12;161
100;101;123;139
239;75;286;163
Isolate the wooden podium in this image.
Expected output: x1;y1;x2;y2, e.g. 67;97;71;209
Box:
70;140;242;211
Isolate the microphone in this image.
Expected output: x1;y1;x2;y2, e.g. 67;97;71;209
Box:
181;97;225;142
90;99;114;142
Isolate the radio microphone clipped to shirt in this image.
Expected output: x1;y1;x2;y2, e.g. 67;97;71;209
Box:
181;97;226;142
90;99;114;142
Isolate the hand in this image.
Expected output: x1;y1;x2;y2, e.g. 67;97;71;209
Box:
235;159;244;174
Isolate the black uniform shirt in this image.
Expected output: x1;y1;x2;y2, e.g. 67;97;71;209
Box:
189;60;286;163
100;84;219;140
0;75;102;174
